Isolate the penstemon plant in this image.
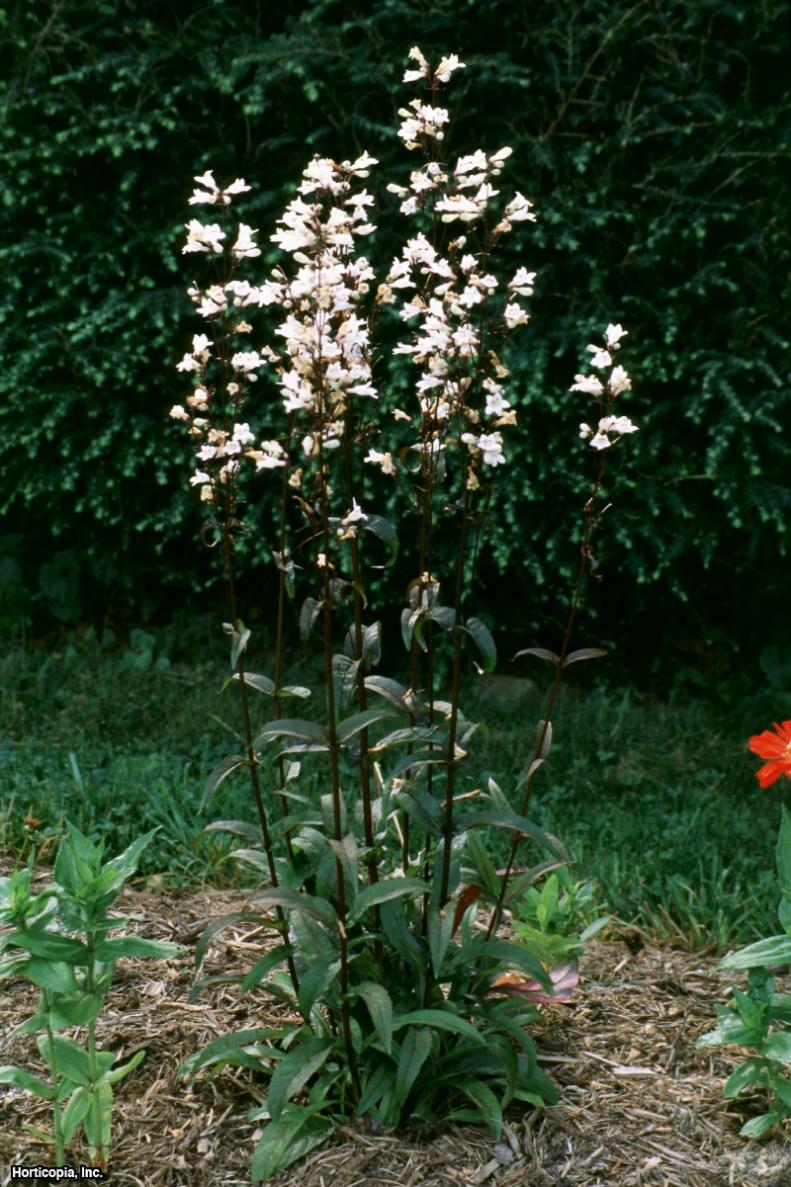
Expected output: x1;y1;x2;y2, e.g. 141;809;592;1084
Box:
170;46;639;1181
0;825;184;1169
698;721;791;1138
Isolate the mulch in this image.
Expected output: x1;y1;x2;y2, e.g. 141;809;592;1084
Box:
1;874;790;1187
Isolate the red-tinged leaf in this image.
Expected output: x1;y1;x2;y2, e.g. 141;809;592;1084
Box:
563;647;608;667
513;647;561;667
453;884;483;935
490;961;580;1004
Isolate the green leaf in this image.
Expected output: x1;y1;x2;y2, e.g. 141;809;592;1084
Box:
563;647;607;667
60;1085;91;1142
363;514;398;564
356;1058;396;1117
38;1035;91;1087
200;753;248;811
465;617;497;673
193;910;272;972
21;958;76;994
48;994;104;1028
454;1076;502;1138
394;1009;486;1046
250;1103;333;1181
180;1029;283;1079
427;904;455;977
267;1037;334;1123
777;805;791;898
82;1079;112;1154
233;671;276;695
241;945;296;993
281;684;312;699
724;1059;767;1098
0;1065;55;1100
299;597;323;641
254;719;328;746
336;708;394;743
513;647;561;667
203;819;262;844
364;675;411;710
347;878;428;924
462;810;567;862
465;831;501;899
357;982;394;1054
230;625;251;669
395;1025;432;1105
379;899;426;971
251;887;338;926
762;1032;791;1065
297;957;342;1017
740;1113;779;1138
12;928;90;965
720;936;791;969
95;936;184;962
102;1048;146;1085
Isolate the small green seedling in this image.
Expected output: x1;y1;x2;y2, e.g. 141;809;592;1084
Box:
0;823;186;1169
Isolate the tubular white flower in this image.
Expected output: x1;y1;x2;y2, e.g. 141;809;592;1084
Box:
182;219;226;254
608;365;632;396
233;224;261;259
570;374;605;397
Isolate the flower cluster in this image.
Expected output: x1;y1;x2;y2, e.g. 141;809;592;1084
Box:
574;324;638;450
251;154;379;476
171;175;283;504
377;49;541;486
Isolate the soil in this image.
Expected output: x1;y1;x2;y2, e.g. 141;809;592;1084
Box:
1;877;790;1187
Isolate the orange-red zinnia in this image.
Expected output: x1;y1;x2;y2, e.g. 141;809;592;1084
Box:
748;720;791;788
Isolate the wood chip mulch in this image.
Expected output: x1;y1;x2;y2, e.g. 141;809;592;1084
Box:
1;876;790;1187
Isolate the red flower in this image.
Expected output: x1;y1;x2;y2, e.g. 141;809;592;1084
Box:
748;720;791;789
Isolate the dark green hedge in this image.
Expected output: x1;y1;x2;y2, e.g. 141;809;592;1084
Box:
1;0;788;679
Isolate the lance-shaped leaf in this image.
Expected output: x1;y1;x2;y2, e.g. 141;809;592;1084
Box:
720;935;791;970
254;719;328;747
364;675;411;711
337;708;395;744
226;624;251;670
192;910;275;972
203;819;262;844
179;1028;283;1079
465;617;497;673
393;1009;486;1046
241;944;295;993
11;928;90;965
267;1037;334;1122
513;647;561;668
299;597;323;641
533;719;552;760
201;753;248;811
563;647;607;667
0;1066;56;1100
393;789;443;839
298;957;342;1018
60;1085;92;1142
395;1025;432;1106
356;982;394;1054
233;671;276;695
462;809;567;862
250;887;338;927
363;513;398;564
401;606;425;653
250;1102;333;1181
347;877;428;925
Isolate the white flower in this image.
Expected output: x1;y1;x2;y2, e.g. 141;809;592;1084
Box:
403;46;430;82
606;323;628;349
477;432;506;466
587;345;612;369
190;469;211;486
223;178;251;199
434;54;465;83
504;193;536;222
233;224;261;259
176;353;201;373
364;448;397;476
570;374;605;397
485;390;510;417
169;404;189;420
231;351;264;376
341;499;367;527
508;267;536;297
504;302;529;329
232;422;255;446
182;219;225;254
583;415;639;450
189;171;220;205
608;365;631;396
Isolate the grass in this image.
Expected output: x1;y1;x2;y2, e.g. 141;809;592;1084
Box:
0;624;787;951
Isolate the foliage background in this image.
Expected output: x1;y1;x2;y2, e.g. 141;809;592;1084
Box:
1;0;788;689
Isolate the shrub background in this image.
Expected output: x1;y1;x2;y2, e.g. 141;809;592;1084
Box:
2;0;788;686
